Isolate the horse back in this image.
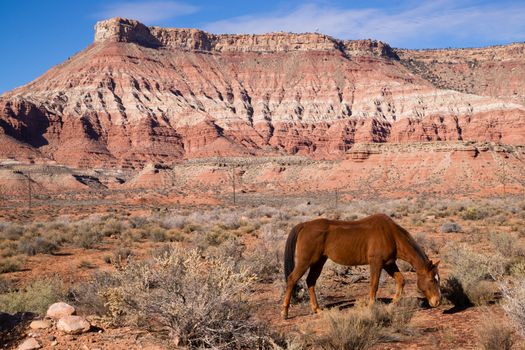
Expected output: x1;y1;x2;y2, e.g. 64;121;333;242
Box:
296;214;398;266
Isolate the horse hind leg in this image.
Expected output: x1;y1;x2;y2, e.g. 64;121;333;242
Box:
306;257;327;314
282;262;310;319
384;262;405;303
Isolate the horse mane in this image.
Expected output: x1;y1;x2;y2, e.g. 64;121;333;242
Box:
393;221;430;267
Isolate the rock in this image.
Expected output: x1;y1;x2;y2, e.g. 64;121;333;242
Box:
441;222;463;233
57;315;91;334
47;302;75;319
47;335;56;341
46;302;75;319
51;340;58;346
1;18;524;170
29;320;52;329
17;338;41;350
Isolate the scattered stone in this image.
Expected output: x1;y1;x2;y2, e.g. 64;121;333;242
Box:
29;320;52;330
57;315;91;334
46;302;75;319
441;222;462;233
17;337;41;350
47;335;56;341
51;340;58;346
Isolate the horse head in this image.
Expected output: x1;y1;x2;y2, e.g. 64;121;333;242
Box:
417;260;441;307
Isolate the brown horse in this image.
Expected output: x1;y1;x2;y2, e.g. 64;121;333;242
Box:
281;213;441;319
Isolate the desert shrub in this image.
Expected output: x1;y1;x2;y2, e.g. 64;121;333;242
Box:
502;278;525;337
218;213;241;230
467;281;499;306
188;211;219;225
200;226;234;248
443;244;506;305
243;223;284;282
206;237;245;266
122;227;147;242
97;247;276;348
2;224;24;240
74;228;102;249
444;244;505;286
0;256;23;273
17;236;57;256
129;216;149;229
414;234;440;254
0;278;65;315
478;319;515;350
112;246;133;263
102;218;126;236
166;229;185;242
148;227;167;242
509;260;525;277
317;308;381;350
441;222;462;233
0;240;17;258
388;298;418;332
488;232;519;256
247;205;280;219
244;243;281;283
70;272;118;316
461;207;489;220
315;301;416;350
160;215;188;230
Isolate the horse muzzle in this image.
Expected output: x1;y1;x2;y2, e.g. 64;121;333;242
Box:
429;296;442;307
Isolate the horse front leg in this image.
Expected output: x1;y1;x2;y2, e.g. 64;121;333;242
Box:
384;262;405;303
368;260;382;307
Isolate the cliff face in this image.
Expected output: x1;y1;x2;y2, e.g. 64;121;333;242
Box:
397;44;525;105
0;17;524;168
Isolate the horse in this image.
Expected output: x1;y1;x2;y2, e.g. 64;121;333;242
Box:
281;213;441;319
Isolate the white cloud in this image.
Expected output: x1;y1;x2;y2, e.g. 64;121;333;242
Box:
204;1;525;48
96;1;198;23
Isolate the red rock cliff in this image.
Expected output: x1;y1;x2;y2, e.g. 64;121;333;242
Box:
0;17;523;168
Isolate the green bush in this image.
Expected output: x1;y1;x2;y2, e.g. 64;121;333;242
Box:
0;278;65;315
461;207;489;220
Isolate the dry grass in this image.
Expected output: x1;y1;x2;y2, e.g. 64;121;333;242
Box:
478;318;515;350
0;256;24;273
315;300;416;350
502;278;525;338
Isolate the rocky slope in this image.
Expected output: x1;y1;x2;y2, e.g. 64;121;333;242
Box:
0;17;524;169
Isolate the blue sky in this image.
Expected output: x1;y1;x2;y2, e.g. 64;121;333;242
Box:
1;0;524;94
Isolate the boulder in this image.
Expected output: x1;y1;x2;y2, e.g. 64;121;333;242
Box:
29;319;52;329
17;338;41;350
57;315;91;334
46;302;75;319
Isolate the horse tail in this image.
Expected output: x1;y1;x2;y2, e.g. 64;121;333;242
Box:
284;223;302;282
